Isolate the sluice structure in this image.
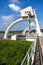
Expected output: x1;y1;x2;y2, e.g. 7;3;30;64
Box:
3;6;43;65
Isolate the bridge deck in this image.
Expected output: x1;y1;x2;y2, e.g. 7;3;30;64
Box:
39;36;43;65
33;36;43;65
39;36;43;55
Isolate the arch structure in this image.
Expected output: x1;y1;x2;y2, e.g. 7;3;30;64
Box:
22;27;29;35
22;22;36;35
4;18;28;39
4;6;42;39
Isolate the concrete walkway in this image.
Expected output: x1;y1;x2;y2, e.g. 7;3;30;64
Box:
39;36;43;55
38;36;43;65
33;37;42;65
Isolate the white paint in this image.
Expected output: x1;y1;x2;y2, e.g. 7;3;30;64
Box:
4;6;42;39
26;38;35;41
11;35;17;40
33;10;42;36
4;18;24;39
22;27;29;35
20;6;34;18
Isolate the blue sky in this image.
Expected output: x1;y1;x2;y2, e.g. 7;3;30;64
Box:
0;0;43;31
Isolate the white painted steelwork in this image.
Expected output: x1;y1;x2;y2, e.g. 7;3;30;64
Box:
21;37;37;65
4;6;42;39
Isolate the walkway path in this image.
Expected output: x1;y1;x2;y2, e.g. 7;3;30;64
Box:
39;36;43;55
39;36;43;65
33;36;43;65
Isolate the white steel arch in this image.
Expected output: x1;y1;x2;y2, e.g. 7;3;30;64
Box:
4;6;42;39
4;18;25;39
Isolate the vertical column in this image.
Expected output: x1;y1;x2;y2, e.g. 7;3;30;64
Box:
33;10;42;36
28;20;31;36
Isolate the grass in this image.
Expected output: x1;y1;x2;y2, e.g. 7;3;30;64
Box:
0;40;32;65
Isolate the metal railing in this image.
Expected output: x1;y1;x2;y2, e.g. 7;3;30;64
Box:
21;37;37;65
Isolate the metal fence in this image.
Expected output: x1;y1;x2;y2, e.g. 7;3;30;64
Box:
21;37;37;65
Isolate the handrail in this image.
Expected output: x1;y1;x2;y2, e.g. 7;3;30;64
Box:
21;37;37;65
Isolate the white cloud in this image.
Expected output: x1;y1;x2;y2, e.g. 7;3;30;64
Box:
9;4;21;12
1;15;14;30
1;15;14;22
9;0;18;2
